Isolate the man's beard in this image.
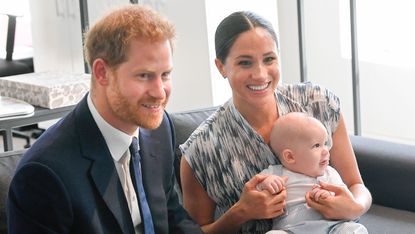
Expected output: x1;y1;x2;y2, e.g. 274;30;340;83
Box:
108;79;168;130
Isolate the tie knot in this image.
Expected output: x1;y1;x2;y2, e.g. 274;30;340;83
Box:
129;137;140;160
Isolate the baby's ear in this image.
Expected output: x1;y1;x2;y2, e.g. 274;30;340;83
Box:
282;149;295;164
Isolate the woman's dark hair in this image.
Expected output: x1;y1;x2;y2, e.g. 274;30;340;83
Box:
215;11;279;64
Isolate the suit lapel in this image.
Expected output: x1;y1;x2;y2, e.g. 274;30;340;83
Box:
75;96;134;234
139;113;171;167
139;128;159;187
137;113;176;232
89;155;132;234
139;130;159;159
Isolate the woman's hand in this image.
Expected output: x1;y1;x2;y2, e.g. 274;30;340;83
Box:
234;174;286;222
182;160;286;233
305;181;365;220
324;113;372;220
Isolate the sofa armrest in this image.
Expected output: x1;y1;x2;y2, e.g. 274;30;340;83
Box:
350;135;415;212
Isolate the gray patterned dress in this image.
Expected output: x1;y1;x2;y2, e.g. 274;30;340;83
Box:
180;82;341;234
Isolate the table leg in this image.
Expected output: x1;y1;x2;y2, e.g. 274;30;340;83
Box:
2;128;14;151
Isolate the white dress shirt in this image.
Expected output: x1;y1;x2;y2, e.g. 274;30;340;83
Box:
87;94;142;233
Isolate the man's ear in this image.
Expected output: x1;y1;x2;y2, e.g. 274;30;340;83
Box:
92;58;110;86
214;58;227;78
282;149;295;164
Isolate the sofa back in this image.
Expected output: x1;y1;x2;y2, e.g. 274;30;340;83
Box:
169;106;218;189
350;135;415;212
0;149;25;234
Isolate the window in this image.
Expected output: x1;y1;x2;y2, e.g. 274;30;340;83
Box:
302;0;415;145
340;0;415;68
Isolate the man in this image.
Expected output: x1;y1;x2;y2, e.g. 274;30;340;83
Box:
7;5;202;234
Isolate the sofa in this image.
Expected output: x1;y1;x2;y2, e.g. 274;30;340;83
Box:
1;106;415;233
0;149;24;234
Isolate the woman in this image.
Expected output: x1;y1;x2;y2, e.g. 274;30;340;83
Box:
180;11;371;234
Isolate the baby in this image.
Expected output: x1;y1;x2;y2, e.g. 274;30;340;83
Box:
257;112;367;234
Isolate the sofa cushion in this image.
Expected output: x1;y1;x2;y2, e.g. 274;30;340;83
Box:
0;149;25;234
360;204;415;233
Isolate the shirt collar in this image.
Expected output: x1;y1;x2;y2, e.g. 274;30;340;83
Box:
87;93;139;162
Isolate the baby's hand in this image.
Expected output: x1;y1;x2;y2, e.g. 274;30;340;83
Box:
310;184;333;202
256;175;288;194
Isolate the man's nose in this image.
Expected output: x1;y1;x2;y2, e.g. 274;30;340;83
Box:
149;77;166;99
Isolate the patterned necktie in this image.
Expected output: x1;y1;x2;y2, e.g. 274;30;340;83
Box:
129;137;155;234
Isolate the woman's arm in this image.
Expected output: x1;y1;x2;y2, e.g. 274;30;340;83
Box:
180;157;286;234
306;113;372;220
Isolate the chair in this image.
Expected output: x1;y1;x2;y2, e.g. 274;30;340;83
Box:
0;13;34;76
1;13;42;148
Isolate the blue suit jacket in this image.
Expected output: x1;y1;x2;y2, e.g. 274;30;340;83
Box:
7;95;202;234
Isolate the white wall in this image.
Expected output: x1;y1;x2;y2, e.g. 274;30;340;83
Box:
153;0;214;112
29;0;130;74
87;0;130;28
276;0;301;84
30;0;85;73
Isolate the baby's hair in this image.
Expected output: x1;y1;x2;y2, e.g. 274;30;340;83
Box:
270;112;326;157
